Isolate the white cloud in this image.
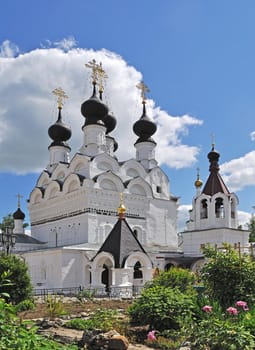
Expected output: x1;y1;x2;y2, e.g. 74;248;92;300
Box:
221;151;255;192
237;210;251;229
177;204;192;232
0;40;203;174
154;110;202;168
250;131;255;141
0;40;19;58
53;36;77;51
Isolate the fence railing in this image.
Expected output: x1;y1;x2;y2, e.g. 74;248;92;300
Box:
33;285;144;298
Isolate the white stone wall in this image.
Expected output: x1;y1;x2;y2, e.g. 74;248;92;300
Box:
181;228;249;255
29;152;178;251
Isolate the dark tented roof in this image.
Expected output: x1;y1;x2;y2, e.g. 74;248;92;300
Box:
202;145;230;196
94;217;148;268
15;234;46;245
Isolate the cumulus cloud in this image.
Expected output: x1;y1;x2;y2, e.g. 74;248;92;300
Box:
177;204;192;232
0;39;202;174
221;151;255;192
237;210;251;229
0;40;19;58
250;131;255;141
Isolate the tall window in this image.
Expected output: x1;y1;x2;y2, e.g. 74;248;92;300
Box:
215;198;224;218
201;199;208;219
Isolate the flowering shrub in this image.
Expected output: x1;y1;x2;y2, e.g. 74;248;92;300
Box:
226;306;238;315
147;330;156;341
202;305;213;313
236;300;249;311
190;301;255;350
201;244;255;307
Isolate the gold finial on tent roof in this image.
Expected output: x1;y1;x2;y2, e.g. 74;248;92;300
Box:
117;193;126;219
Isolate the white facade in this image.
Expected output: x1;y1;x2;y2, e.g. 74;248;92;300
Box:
182;146;249;256
23;71;179;292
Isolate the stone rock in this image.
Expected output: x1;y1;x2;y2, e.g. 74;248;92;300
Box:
108;334;129;350
79;329;129;350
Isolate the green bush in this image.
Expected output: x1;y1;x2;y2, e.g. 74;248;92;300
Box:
0;253;33;304
146;267;196;293
128;285;196;331
0;298;77;349
65;317;96;330
15;299;35;312
201;244;255;307
46;294;66;318
65;308;119;331
191;316;255;350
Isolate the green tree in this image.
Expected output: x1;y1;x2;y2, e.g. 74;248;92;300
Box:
248;215;255;242
0;213;28;231
146;266;196;293
0;253;33;304
128;285;196;331
0;214;14;231
201;244;255;307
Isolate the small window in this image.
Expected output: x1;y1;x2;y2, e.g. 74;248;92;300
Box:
156;186;162;193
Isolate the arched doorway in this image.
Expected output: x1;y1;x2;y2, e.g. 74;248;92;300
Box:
133;261;143;279
102;264;110;292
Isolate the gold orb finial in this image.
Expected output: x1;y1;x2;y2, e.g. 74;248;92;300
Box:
194;168;203;188
117;193;126;218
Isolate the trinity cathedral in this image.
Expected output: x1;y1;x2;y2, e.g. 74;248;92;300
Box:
11;60;249;294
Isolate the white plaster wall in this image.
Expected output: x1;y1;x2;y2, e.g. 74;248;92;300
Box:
182;228;250;255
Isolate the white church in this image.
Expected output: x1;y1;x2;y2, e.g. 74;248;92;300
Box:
10;60;249;294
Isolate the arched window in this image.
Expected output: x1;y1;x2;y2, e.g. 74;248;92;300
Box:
200;199;208;219
133;261;143;279
215;198;224;218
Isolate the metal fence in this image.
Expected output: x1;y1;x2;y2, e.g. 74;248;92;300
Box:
33;285;144;298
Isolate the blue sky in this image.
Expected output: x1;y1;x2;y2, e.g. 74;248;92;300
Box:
1;0;255;229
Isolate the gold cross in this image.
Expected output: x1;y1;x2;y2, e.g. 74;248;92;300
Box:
52;87;69;109
211;133;215;148
97;62;108;93
136;81;150;103
16;193;23;208
85;59;99;85
196;167;200;179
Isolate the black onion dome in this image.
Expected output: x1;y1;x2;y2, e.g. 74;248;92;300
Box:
81;85;109;126
207;145;220;172
13;208;25;220
133;103;157;144
48;109;72;147
104;112;117;134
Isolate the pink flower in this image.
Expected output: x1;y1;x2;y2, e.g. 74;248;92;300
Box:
226;307;238;315
147;330;156;341
202;305;213;313
235;300;249;311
